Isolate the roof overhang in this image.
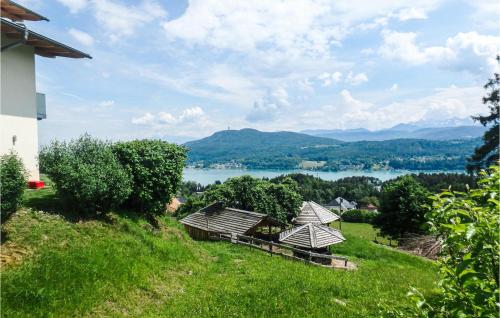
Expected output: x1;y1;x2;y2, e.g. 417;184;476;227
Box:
1;0;49;21
1;18;92;59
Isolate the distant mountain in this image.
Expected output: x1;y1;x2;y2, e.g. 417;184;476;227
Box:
302;125;486;142
185;128;340;162
184;128;481;171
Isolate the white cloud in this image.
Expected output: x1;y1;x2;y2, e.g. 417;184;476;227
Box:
379;30;500;74
161;1;445;64
132;112;155;125
57;0;87;13
318;72;342;86
346;72;368;85
468;0;500;30
162;0;338;60
296;86;484;130
92;0;167;40
246;86;290;122
69;28;94;46
132;106;207;127
389;83;399;91
394;7;427;21
379;30;450;64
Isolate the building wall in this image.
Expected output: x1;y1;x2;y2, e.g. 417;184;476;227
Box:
0;35;39;180
184;225;209;240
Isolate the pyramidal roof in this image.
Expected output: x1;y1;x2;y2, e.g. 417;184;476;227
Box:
279;223;345;249
294;201;340;225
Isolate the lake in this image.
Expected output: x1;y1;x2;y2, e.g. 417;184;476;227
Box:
183;168;463;185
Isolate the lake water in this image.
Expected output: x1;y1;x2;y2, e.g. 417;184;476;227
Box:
183;168;462;185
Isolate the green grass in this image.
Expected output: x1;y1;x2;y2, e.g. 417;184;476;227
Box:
331;221;397;246
0;188;438;317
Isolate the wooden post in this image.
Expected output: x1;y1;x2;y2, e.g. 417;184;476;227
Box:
269;241;272;255
308;250;312;263
344;259;348;267
339;198;343;230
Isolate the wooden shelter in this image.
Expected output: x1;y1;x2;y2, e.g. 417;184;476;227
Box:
279;223;345;250
294;201;340;225
180;202;283;240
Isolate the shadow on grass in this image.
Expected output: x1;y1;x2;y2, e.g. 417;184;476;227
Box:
22;187;156;227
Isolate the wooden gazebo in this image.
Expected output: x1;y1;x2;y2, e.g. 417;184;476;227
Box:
180;202;283;240
279;223;345;251
294;201;340;225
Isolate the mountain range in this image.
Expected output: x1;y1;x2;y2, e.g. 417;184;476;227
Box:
301;125;486;142
184;128;481;171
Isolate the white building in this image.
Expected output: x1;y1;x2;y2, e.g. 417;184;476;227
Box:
0;0;91;181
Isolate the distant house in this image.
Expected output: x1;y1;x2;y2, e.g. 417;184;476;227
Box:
166;197;186;213
325;197;357;211
0;1;91;182
360;204;378;213
180;202;283;240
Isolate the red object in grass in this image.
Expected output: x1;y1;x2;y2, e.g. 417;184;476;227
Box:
28;181;45;189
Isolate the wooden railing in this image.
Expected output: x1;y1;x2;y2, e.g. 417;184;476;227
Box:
208;232;349;268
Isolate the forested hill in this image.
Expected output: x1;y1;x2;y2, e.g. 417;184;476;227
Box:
183;128;481;171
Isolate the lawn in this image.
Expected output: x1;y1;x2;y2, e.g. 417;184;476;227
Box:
331;221;397;246
0;186;438;317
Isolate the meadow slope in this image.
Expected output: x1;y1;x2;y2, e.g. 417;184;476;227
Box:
0;188;438;317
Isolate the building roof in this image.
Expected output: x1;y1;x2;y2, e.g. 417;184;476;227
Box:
1;18;91;59
327;197;357;210
279;223;345;249
294;201;340;225
1;0;49;21
180;202;281;235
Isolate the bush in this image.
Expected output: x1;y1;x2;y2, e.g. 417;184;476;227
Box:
0;152;27;220
341;209;377;223
39;135;132;214
113;140;186;215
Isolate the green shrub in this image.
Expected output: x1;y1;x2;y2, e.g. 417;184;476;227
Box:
341;209;377;223
39;134;132;214
113;140;186;215
0;152;27;220
416;165;499;317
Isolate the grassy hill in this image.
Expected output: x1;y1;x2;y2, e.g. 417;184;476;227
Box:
184;128;480;171
1;187;438;317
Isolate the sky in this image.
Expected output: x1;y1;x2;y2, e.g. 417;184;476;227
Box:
17;0;500;144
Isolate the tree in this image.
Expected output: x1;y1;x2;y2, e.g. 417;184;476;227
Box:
113;140;187;215
201;175;302;223
0;152;27;221
373;176;431;239
467;56;499;173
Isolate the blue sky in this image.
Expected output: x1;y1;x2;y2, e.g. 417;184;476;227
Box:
18;0;500;144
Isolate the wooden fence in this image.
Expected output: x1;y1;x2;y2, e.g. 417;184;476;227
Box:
208;232;349;268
